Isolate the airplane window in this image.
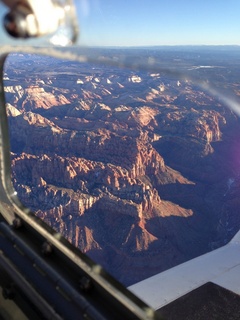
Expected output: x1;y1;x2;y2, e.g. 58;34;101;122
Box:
3;46;240;287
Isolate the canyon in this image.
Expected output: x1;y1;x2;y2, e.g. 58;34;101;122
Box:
3;50;240;285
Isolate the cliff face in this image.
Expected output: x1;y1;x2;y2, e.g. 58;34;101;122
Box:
5;85;70;111
4;53;240;285
156;108;226;143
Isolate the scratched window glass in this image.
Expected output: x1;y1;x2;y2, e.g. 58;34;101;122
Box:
3;48;240;286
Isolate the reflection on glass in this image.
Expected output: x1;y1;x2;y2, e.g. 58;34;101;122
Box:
3;48;240;286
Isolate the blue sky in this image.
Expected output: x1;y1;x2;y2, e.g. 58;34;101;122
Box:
0;1;239;47
76;0;240;46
